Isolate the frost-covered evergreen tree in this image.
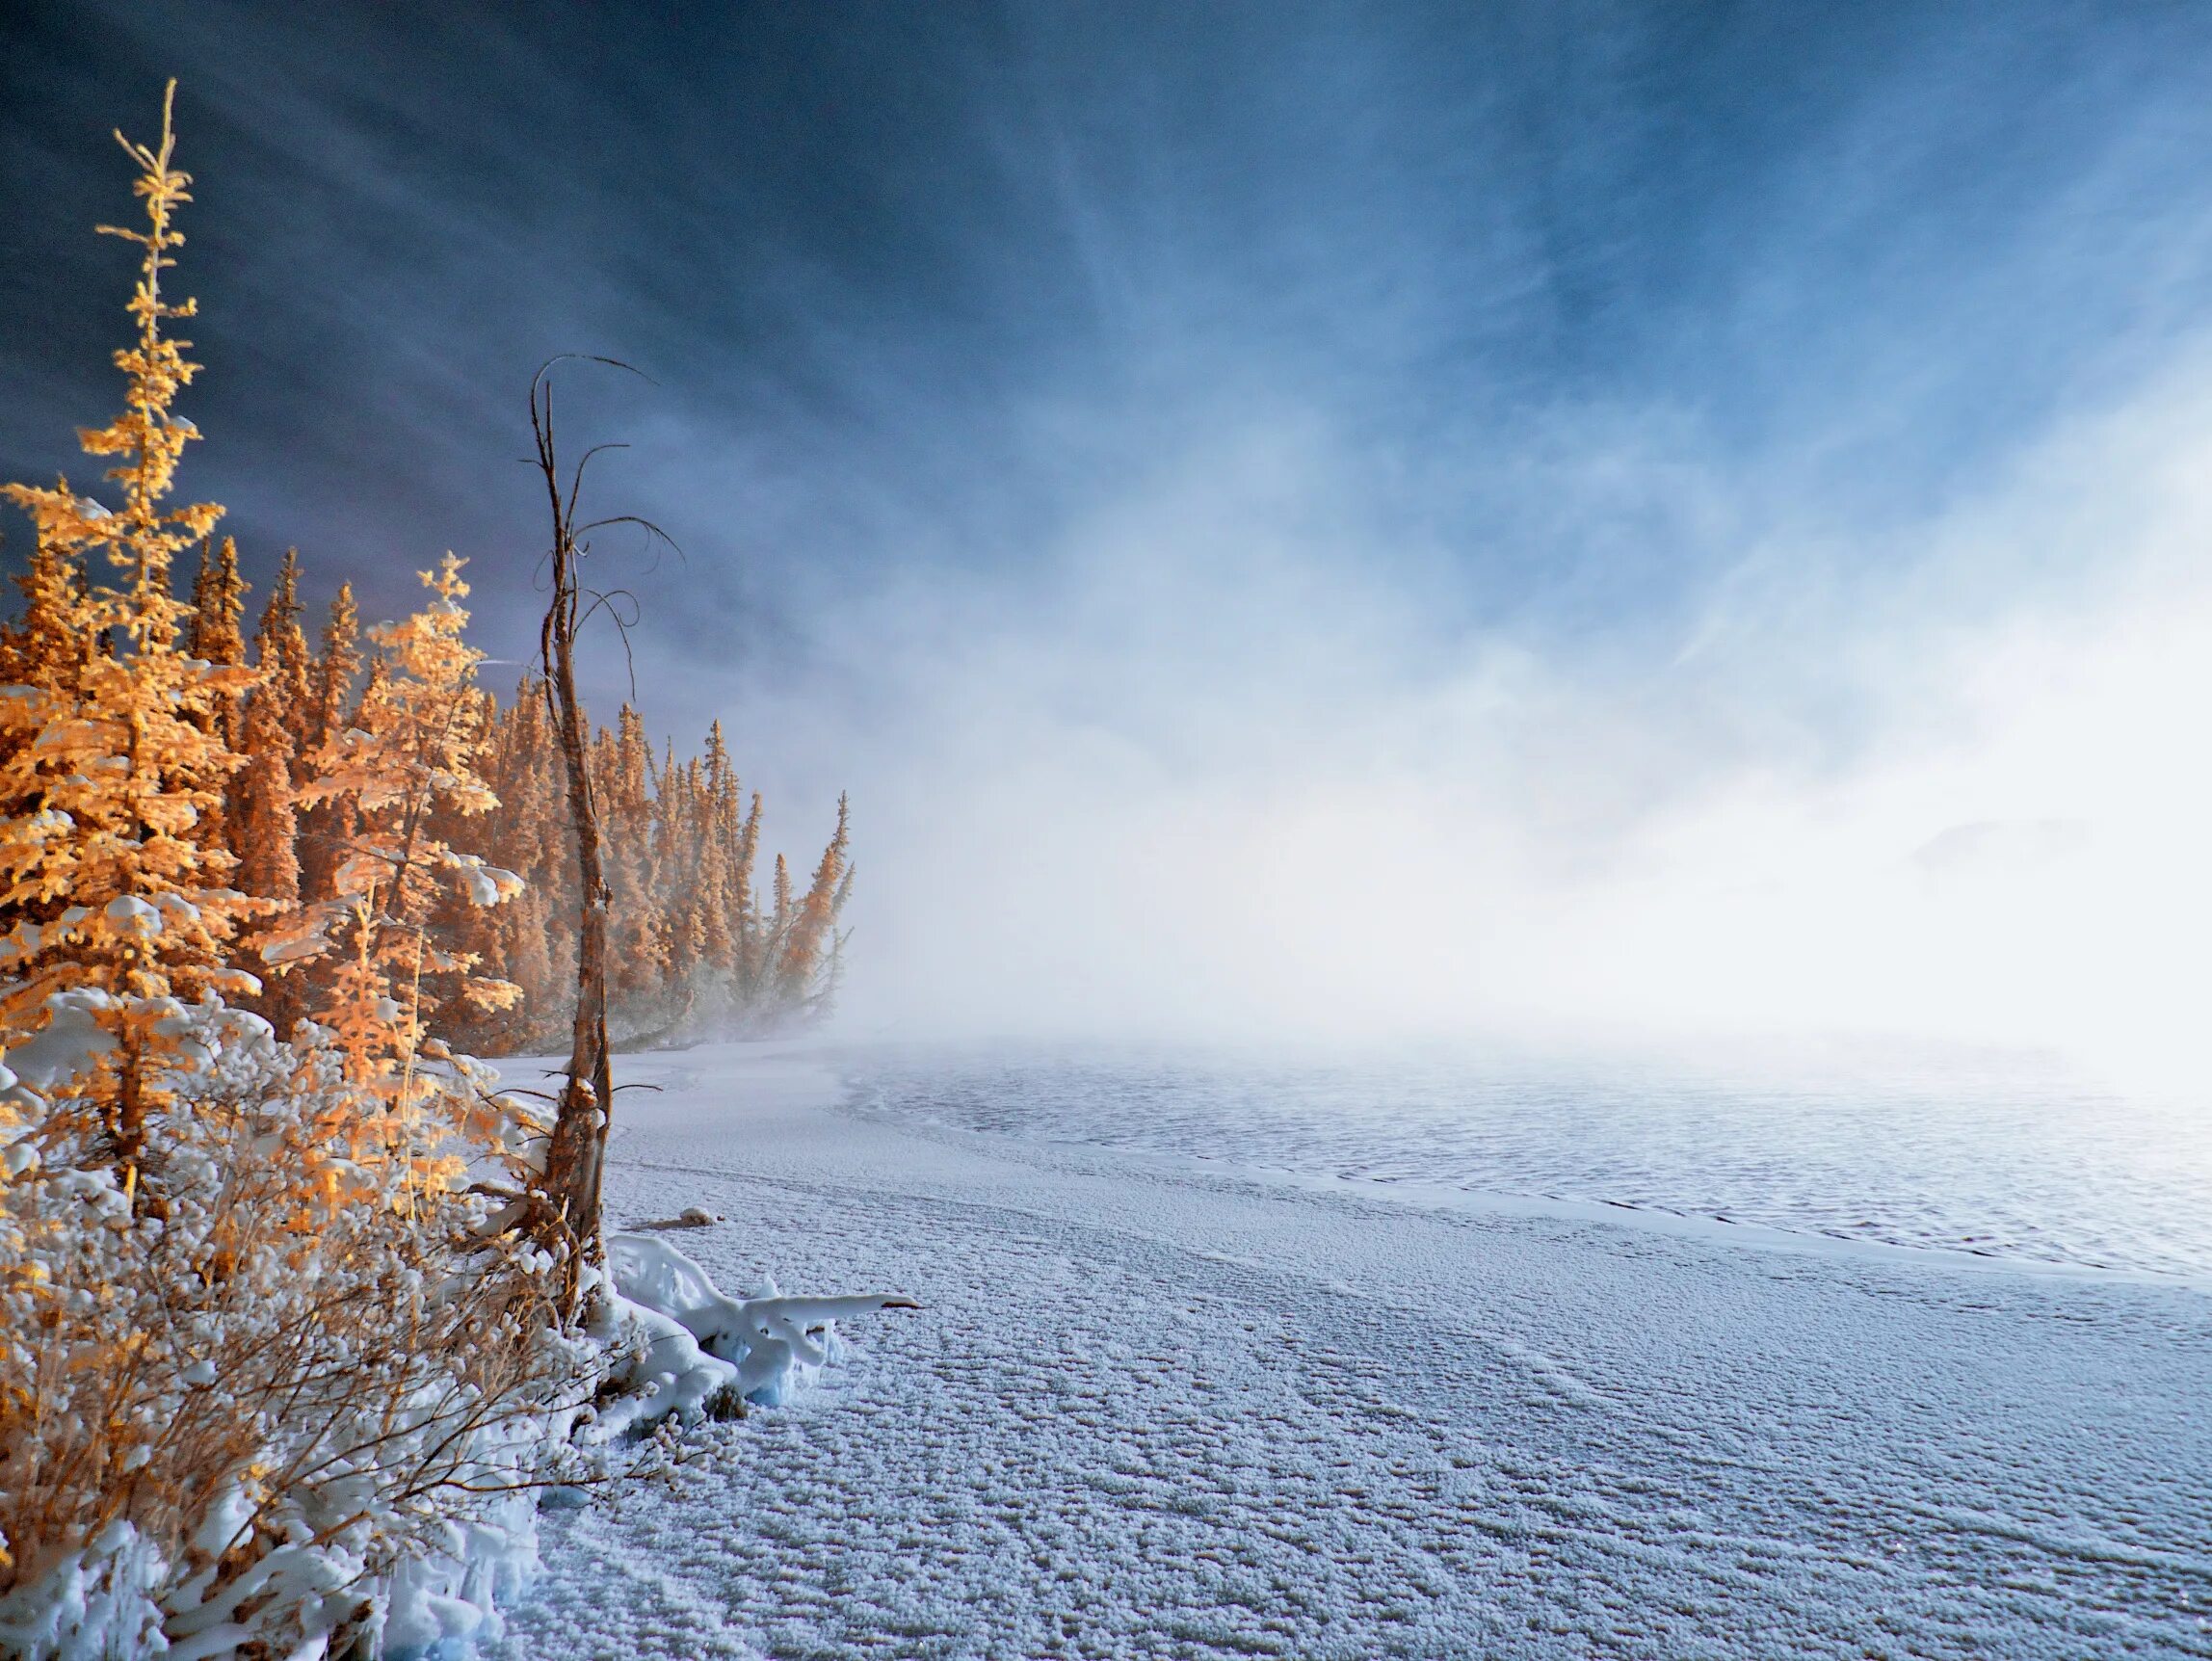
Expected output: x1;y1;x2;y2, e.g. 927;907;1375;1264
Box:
185;535;247;673
0;84;259;1177
457;691;853;1049
276;555;522;1085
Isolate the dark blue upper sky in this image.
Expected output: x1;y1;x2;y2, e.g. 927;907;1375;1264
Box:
5;0;2211;746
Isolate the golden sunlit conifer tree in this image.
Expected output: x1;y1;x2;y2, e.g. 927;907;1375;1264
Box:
253;547;314;757
0;542;81;699
777;792;853;1017
453;689;852;1050
278;555;522;1098
185;535;247;672
307;579;360;754
0;83;260;1178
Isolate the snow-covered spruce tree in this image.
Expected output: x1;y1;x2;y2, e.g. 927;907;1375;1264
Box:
253;547;316;764
0;541;81;695
774;791;853;1025
230;653;302;910
456;690;854;1050
185;536;248;679
183;537;249;863
0;81;258;1183
595;705;668;1016
0;87;593;1658
273;554;528;1205
294;574;361;909
307;580;362;758
443;674;566;1055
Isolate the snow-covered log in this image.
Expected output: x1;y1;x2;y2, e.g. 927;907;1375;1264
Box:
602;1232;918;1418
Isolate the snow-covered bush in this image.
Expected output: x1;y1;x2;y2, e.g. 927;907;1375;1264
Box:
0;998;594;1658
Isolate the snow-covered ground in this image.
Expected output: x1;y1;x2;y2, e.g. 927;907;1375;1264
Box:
492;1042;2211;1660
855;1045;2212;1280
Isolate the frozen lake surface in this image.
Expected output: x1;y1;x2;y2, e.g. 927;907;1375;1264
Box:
496;1042;2211;1660
853;1043;2212;1281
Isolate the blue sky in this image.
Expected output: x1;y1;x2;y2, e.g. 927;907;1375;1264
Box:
6;2;2212;1066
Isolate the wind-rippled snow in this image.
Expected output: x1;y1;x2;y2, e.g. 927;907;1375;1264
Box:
853;1044;2212;1280
493;1043;2212;1661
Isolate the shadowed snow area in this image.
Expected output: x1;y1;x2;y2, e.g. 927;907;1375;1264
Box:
492;1045;2211;1660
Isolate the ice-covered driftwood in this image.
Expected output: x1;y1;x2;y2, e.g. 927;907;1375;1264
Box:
590;1233;918;1435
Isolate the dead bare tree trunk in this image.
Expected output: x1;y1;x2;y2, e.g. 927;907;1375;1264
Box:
527;362;619;1301
519;358;677;1310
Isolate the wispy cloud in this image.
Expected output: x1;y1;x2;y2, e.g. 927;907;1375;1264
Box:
7;2;2212;1078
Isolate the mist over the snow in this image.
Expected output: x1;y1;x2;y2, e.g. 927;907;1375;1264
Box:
754;368;2212;1088
7;2;2212;1080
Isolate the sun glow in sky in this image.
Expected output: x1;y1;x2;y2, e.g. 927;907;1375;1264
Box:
6;2;2212;1080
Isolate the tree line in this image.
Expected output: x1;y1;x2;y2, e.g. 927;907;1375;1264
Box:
3;533;854;1059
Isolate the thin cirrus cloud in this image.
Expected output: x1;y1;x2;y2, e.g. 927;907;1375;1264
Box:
5;2;2212;1077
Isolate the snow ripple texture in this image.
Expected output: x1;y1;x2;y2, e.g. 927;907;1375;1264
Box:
493;1044;2212;1660
859;1045;2212;1280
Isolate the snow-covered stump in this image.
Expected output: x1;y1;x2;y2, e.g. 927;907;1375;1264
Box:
591;1232;918;1435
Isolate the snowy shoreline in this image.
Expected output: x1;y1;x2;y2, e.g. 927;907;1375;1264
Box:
494;1042;2212;1660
